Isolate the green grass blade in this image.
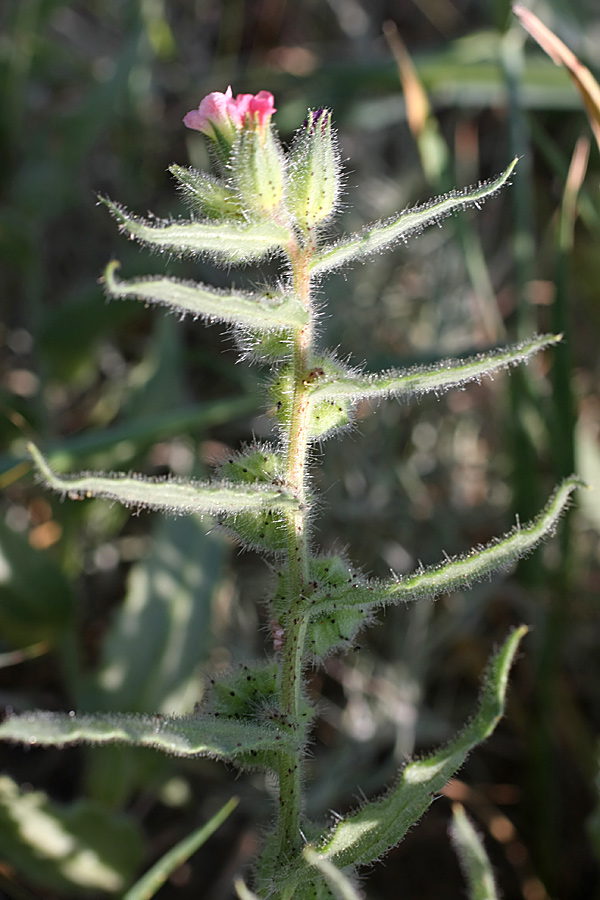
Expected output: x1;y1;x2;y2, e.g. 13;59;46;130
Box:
103;261;308;331
302;849;362;900
123;796;238;900
1;397;257;479
234;879;262;900
449;803;499;900
310;159;517;275
28;443;299;517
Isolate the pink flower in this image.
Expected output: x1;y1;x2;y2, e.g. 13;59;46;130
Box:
183;88;276;139
183;86;237;138
228;91;276;130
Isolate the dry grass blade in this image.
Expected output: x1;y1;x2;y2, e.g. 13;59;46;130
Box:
513;3;600;153
383;19;430;138
561;135;590;249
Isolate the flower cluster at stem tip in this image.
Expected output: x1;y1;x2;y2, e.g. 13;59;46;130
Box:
184;86;276;142
183;87;341;225
183;87;289;216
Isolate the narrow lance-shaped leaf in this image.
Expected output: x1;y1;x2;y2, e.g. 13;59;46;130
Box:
103;261;309;332
28;443;299;517
123;796;239;900
169;164;246;219
307;333;562;406
310;158;517;275
449;804;499;900
280;626;526;885
100;197;292;264
0;710;301;760
304;476;581;624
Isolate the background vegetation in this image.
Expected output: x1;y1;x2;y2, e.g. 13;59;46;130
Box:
1;0;599;897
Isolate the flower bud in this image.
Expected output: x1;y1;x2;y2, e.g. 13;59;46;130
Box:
231;125;285;217
287;109;340;230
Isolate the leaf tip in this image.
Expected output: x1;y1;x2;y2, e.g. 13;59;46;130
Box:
513;623;529;643
26;441;43;469
101;259;121;288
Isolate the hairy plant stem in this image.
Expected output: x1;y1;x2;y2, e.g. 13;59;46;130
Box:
277;238;315;865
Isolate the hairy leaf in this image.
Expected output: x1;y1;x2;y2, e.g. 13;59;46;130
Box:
303;477;581;630
280;627;526;887
103;261;308;332
28;443;300;517
169;165;246;219
235;326;296;361
306;334;562;408
217;445;290;552
269;360;353;439
310;158;518;274
288;556;373;659
206;662;313;728
293;879;338;900
100;198;291;263
0;710;302;762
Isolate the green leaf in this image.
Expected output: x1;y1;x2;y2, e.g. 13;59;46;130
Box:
449;803;499;900
0;710;302;761
89;517;224;715
169;165;245;219
0;775;144;895
28;443;300;518
269;360;354;439
1;395;256;477
236;327;296;361
306;334;562;409
303;477;581;628
291;556;371;659
123;796;238;900
293;879;337;900
101;198;291;264
103;261;308;332
0;520;74;648
217;445;289;553
284;627;526;881
207;661;313;727
310;158;518;275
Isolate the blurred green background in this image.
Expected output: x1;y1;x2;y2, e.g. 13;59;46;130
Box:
1;0;600;898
